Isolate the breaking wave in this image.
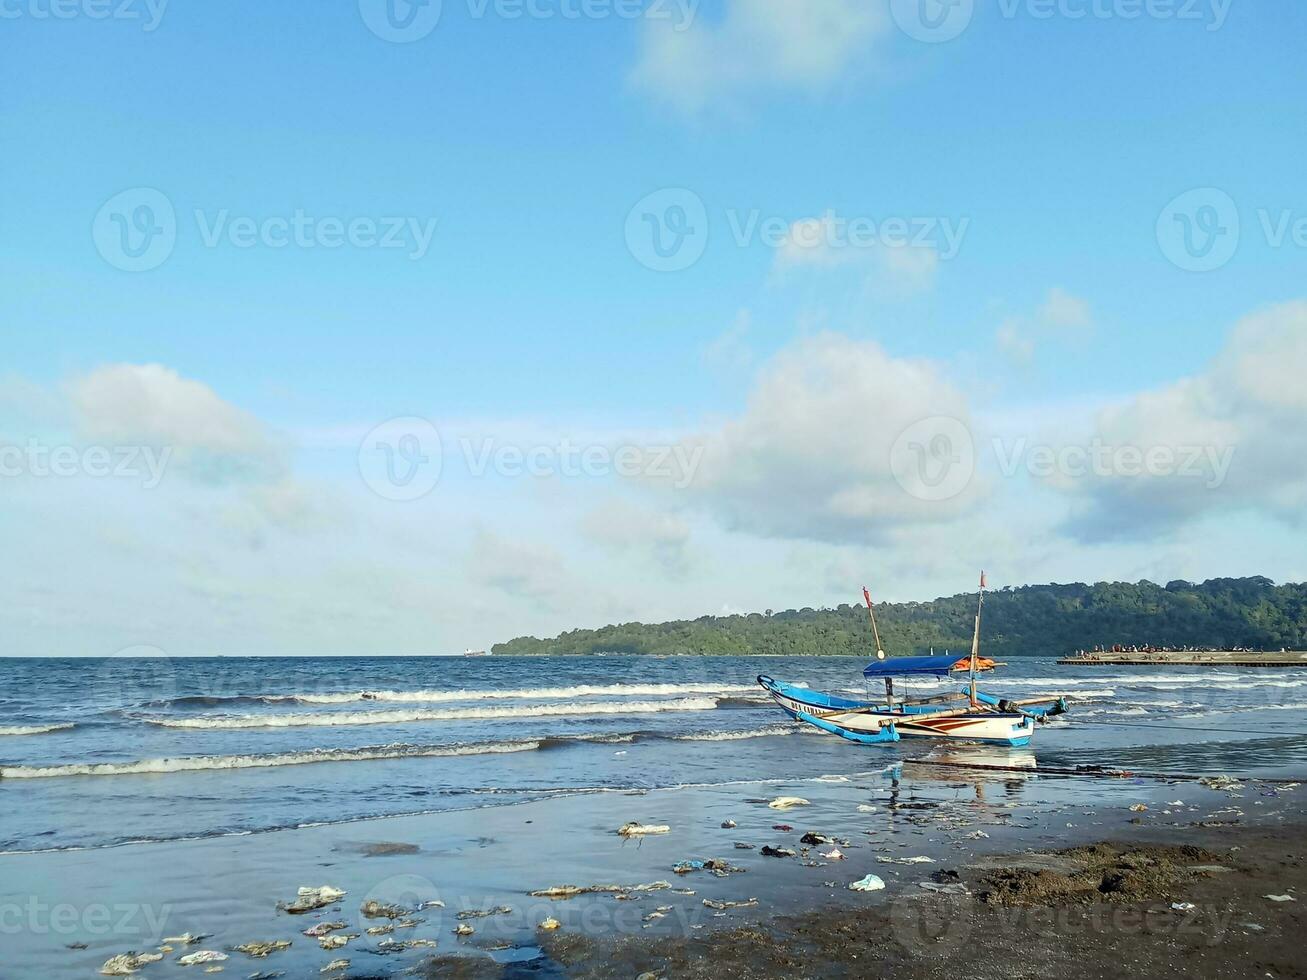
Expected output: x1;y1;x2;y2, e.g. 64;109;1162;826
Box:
154;682;758;708
143;697;722;730
0;725;803;780
0;739;542;779
0;723;74;737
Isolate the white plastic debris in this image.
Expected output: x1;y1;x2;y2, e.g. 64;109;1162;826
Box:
1198;775;1244;793
618;822;670;836
849;874;886;892
177;951;228;966
1264;894;1296;902
1171;902;1197;912
454;924;475;936
878;856;935;865
1129;803;1149;812
820;848;845;860
320;961;349;974
767;797;810;810
538;917;561;931
856;804;878;813
279;885;346;914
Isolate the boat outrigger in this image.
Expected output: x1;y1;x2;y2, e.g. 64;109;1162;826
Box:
757;573;1069;747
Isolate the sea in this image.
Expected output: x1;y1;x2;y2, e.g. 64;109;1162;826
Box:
3;655;1307;855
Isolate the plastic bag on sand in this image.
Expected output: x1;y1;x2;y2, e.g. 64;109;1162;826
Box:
177;951;228;966
768;797;810;810
280;885;346;914
618;822;670;837
849;874;885;892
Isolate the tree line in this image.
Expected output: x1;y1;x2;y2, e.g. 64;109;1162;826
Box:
490;577;1307;658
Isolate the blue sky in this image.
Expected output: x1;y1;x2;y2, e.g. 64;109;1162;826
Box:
2;0;1305;655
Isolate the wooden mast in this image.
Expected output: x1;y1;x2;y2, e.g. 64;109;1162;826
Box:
968;571;986;708
863;586;892;707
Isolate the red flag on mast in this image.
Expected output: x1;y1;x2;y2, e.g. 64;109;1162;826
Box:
980;571;987;589
862;586;873;608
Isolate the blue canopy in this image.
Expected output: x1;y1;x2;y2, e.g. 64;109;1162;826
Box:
863;654;961;679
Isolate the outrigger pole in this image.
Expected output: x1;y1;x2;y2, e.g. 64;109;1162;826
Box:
969;571;986;709
863;586;893;708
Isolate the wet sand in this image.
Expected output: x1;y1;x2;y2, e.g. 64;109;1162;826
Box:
2;759;1303;978
536;821;1307;980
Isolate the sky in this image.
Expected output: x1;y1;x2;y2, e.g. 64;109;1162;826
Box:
2;0;1306;656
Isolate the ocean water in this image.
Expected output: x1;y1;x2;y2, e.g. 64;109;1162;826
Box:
3;655;1307;854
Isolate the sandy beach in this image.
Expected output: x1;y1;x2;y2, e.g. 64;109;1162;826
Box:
3;754;1302;979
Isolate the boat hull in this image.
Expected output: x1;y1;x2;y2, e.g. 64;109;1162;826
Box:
757;675;1036;747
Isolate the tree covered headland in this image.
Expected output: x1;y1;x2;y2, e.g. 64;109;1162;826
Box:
491;577;1307;658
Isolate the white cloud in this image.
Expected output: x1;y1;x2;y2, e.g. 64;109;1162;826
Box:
467;528;570;607
995;288;1093;365
631;0;888;115
1055;301;1307;539
71;363;284;483
581;497;692;576
663;332;981;544
1038;287;1092;331
772;215;939;296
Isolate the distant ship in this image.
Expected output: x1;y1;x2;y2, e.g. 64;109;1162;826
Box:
463;648;489;657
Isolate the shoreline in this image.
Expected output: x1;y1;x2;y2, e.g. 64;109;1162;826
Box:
4;754;1303;978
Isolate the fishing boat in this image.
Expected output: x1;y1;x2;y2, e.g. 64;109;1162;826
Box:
757;574;1068;747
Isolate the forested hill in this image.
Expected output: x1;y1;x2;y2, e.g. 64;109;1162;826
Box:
491;577;1307;658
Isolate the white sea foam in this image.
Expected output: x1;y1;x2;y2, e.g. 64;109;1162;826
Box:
0;740;542;779
144;696;722;730
0;723;74;737
181;682;760;706
670;725;797;742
